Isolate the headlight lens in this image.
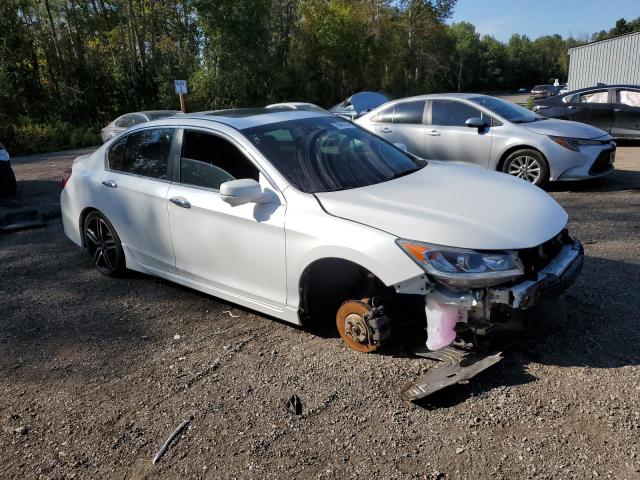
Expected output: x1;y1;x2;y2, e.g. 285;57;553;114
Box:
0;148;9;161
396;240;524;288
549;136;603;151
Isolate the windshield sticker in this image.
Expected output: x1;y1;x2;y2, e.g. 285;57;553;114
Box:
332;121;356;130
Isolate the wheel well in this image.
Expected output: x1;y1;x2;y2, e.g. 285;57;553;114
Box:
298;258;387;328
497;145;548;172
78;207;99;248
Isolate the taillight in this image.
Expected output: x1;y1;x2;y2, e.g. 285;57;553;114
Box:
61;168;72;189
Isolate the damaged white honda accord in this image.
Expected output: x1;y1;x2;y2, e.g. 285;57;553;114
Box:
61;108;583;357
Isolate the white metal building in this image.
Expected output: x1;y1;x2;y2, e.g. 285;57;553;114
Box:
567;31;640;90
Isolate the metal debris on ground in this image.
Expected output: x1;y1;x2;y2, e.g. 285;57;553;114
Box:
152;419;190;464
285;394;302;415
401;350;503;402
223;309;240;318
0;209;45;233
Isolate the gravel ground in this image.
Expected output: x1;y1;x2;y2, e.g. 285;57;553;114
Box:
1;145;639;480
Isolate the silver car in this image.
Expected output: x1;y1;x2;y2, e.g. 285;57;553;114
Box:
101;110;181;143
356;94;616;187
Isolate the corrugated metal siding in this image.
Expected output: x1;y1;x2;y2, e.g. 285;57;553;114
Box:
568;31;640;90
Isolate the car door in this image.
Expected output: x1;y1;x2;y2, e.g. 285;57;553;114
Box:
166;128;287;308
612;88;640;138
369;101;427;156
425;99;492;167
100;127;177;273
566;89;613;133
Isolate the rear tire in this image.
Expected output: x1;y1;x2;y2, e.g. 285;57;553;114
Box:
83;211;126;277
502;149;550;188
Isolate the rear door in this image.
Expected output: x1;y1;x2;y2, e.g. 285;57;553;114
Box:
389;100;427;156
100;127;177;273
425;99;492;167
567;89;613;133
612;88;640;138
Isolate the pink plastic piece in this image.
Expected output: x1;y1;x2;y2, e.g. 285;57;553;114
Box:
425;298;459;351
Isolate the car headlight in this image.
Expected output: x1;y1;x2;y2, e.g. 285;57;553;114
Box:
396;239;524;288
549;136;602;151
0;148;9;161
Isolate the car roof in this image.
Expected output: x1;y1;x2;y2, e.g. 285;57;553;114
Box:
376;93;500;104
166;108;331;130
565;84;640;94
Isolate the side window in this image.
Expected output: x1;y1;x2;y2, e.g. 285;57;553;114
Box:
180;130;259;190
108;128;174;179
108;136;126;170
618;90;640;107
431;100;481;127
580;90;608;103
372;106;394;123
393;101;426;124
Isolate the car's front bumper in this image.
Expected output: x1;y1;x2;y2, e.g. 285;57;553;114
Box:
553;145;616;181
487;238;583;309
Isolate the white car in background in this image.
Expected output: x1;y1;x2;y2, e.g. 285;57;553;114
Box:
61;108;583;354
100;110;181;143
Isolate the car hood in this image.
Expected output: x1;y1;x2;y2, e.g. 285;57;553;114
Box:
522;118;608;139
315;162;568;250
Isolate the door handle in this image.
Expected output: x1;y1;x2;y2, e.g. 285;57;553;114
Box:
614;108;623;112
380;127;392;133
101;180;117;188
427;130;441;136
567;106;576;110
169;197;191;209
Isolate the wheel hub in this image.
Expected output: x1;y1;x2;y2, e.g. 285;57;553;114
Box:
344;313;370;344
336;300;378;353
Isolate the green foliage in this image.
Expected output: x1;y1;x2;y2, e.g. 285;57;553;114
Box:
0;0;637;155
525;96;535;110
1;120;100;156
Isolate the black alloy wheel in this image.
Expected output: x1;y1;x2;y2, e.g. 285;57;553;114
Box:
83;211;125;276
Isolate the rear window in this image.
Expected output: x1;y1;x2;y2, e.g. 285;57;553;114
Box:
393;101;425;124
108;128;175;179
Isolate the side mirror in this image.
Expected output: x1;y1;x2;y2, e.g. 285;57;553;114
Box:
465;117;489;129
393;143;408;151
220;179;265;207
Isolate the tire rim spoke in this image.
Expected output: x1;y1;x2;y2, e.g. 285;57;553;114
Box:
86;228;99;245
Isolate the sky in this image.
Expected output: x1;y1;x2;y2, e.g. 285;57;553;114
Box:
448;0;640;42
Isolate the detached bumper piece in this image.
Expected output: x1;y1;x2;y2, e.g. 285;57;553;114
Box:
401;348;503;402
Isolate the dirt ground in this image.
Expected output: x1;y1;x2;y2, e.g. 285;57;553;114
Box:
1;144;639;480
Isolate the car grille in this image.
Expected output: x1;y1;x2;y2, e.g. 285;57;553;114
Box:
589;149;615;175
517;230;569;277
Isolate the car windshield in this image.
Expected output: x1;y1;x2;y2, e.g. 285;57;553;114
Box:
242;116;425;193
470;96;543;123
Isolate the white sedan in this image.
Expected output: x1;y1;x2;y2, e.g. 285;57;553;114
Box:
61;108;583;353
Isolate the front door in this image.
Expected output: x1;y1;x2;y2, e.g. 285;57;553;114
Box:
166;129;287;309
425;99;492;167
613;88;640;138
99;127;177;273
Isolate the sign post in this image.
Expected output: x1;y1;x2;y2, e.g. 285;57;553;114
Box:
174;80;188;113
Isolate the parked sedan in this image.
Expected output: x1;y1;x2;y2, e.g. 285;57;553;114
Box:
533;84;640;139
356;93;616;187
0;142;16;197
101;110;180;143
531;84;561;100
61;108;582;357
